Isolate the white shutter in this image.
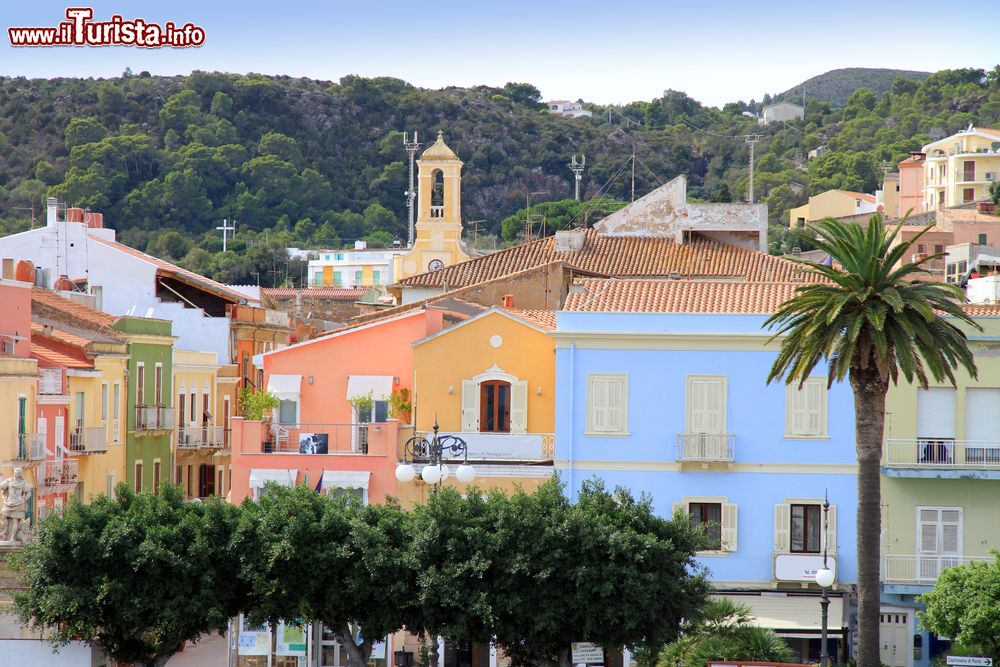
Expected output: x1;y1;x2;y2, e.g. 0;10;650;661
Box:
606;376;625;432
55;415;64;455
965;388;1000;442
588;375;627;434
917;388;957;438
589;377;608;432
510;381;528;434
825;504;837;554
774;503;791;553
688;376;725;434
806;382;824;434
461;380;478;433
919;509;938;553
721;503;738;552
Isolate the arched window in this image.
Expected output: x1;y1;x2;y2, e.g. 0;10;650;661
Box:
479;380;511;433
431;169;445;217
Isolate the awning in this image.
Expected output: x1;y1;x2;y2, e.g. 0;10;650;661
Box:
346;375;393;401
248;469;297;488
267;374;301;401
321;470;371;490
713;593;846;636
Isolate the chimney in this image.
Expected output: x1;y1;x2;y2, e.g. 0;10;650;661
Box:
84;212;103;228
46;198;59;227
502;294;514;308
66;207;85;223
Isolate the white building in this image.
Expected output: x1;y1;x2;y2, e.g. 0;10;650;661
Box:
307;241;406;289
546;100;593;119
759;101;805;125
0;199;248;364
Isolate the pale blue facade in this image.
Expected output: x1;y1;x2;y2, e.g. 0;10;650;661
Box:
555;311;859;661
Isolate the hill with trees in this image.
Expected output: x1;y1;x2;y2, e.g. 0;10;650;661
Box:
777;67;932;106
0;65;997;285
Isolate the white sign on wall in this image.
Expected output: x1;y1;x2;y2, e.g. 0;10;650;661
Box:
947;657;993;666
774;554;837;582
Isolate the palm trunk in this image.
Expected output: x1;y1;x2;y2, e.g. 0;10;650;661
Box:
850;365;888;667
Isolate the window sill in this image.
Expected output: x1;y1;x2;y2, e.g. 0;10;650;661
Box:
584;431;631;438
783;434;830;440
696;550;731;557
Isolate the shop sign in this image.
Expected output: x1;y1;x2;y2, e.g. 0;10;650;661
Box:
571;642;604;664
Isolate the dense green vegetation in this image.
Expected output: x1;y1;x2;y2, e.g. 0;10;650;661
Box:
776;67;932;107
0;66;997;285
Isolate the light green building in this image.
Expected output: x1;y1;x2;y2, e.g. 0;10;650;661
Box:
112;316;175;492
880;313;1000;667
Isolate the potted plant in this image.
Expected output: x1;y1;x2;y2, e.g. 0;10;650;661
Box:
389;387;412;423
240;387;280;421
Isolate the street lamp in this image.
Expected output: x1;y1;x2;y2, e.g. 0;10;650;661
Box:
815;492;835;667
396;419;475;492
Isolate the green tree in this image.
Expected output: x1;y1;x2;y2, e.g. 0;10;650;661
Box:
63;117;108;149
765;215;979;667
660;599;793;667
918;553;1000;663
501;82;544;108
12;485;245;667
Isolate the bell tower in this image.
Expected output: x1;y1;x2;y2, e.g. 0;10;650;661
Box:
395;130;471;280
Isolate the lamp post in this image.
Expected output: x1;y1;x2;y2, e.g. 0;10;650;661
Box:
395;419;476;492
815;492;835;667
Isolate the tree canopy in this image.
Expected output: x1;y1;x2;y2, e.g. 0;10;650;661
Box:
919;554;1000;664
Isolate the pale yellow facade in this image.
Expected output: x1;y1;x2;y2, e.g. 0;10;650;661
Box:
789;189;877;227
173;350;230;499
393;131;471;281
0;357;39;476
922;128;1000;209
70;354;128;502
881;172;901;220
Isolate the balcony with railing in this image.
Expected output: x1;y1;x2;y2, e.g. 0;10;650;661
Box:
883;554;991;587
68;424;108;454
410;431;555;463
135;405;175;432
13;433;46;462
240;422;396;456
177;425;227;450
429;206;445;218
883;439;1000;478
38;367;64;395
37;459;79;495
675;433;735;463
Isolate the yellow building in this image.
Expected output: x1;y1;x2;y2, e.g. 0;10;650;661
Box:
922;127;1000;209
788;189;877;227
173;350;230;499
392;131;471;282
880;309;1000;667
881;172;901;220
402;307;556;505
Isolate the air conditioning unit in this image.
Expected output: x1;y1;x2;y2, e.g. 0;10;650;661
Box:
986;173;995;181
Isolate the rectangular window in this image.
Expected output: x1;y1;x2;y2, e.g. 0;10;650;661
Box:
153;460;161;495
917;387;957;463
586;373;628;435
218;468;225;498
964;160;976;182
187;464;193;498
354;270;363;285
113;382;121;442
313;271;323;285
480;381;511;433
175;465;183;486
786;377;827;437
177;391;186;426
791;504;822;553
686;375;727;434
134;461;143;493
980;233;989;246
105;471;115;498
199;464;216;498
154;364;163;405
333;271;343;287
372;270;381;284
689;502;722;550
335;253;343;261
964;188;976;203
918;507;962;579
101;383;108;423
675;497;738;552
278;399;298;425
136;363;145;406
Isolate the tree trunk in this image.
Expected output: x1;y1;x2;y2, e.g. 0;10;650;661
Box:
850;365;888;667
335;623;372;667
558;646;572;667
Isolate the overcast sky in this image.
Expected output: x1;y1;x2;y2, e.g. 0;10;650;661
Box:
3;1;997;108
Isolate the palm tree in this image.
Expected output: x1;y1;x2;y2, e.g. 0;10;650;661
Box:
660;599;793;667
765;214;979;667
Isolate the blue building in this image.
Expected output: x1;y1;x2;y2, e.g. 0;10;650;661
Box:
554;279;859;663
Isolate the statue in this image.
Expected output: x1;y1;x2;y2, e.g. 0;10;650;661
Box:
0;467;33;545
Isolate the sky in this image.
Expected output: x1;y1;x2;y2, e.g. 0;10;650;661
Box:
2;1;998;108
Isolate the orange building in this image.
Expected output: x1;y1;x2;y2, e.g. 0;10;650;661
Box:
898;152;927;218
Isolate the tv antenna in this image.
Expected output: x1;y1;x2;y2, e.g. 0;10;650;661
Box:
403;131;422;247
745;134;763;203
569;155;586;201
216;218;236;252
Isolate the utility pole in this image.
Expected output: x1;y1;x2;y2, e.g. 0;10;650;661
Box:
525;191;546;242
467;219;485;252
631;144;637;202
403;131;422;248
216;218;236;252
569;155;586;201
745;134;763;203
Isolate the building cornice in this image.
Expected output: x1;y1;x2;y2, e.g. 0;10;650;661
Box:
554;460;857;474
552;330;781;351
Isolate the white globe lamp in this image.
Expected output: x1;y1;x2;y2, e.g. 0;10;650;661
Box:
815;567;835;588
421;464;442;485
455;464;476;484
395;463;416;483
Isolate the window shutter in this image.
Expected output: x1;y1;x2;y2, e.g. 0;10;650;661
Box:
916;388;957;438
672;501;687;518
589;377;608;432
510;381;528;434
806;382;824;434
722;503;738;552
688;377;725;434
606;376;624;432
774;503;790;553
824;504;837;555
461;380;478;432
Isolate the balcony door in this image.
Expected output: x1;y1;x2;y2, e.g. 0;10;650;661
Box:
916;388;956;463
479;380;511;433
918;507;962;580
964;388;1000;463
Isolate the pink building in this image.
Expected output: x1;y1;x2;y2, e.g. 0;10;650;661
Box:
898;152;927;218
229;308;445;503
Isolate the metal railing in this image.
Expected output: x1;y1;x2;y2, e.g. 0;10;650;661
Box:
15;433;46;461
411;431;555;461
135;405;175;431
68;425;108;454
243;423;383;455
884;439;1000;469
430;206;445;218
38;459;79;493
177;426;227;449
675;433;735;462
883;554;991;584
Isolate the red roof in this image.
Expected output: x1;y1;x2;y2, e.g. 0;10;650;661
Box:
262;287;369;300
31;338;92;369
31;288;118;328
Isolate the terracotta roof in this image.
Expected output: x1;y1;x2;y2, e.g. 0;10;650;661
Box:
563;279;803;314
832;190;876;204
31;338;92;369
89;236;246;303
262;287;369;299
31;321;92;348
504;308;557;330
976;128;1000;139
962;303;1000;316
31;288;118;328
395;231;802;289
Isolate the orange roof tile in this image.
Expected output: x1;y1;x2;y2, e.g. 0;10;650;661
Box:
31;288;118;328
31;339;92;369
395;231;804;289
89;237;246;303
262;287;369;299
563;279;803;314
504;308;557;330
962;303;1000;316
